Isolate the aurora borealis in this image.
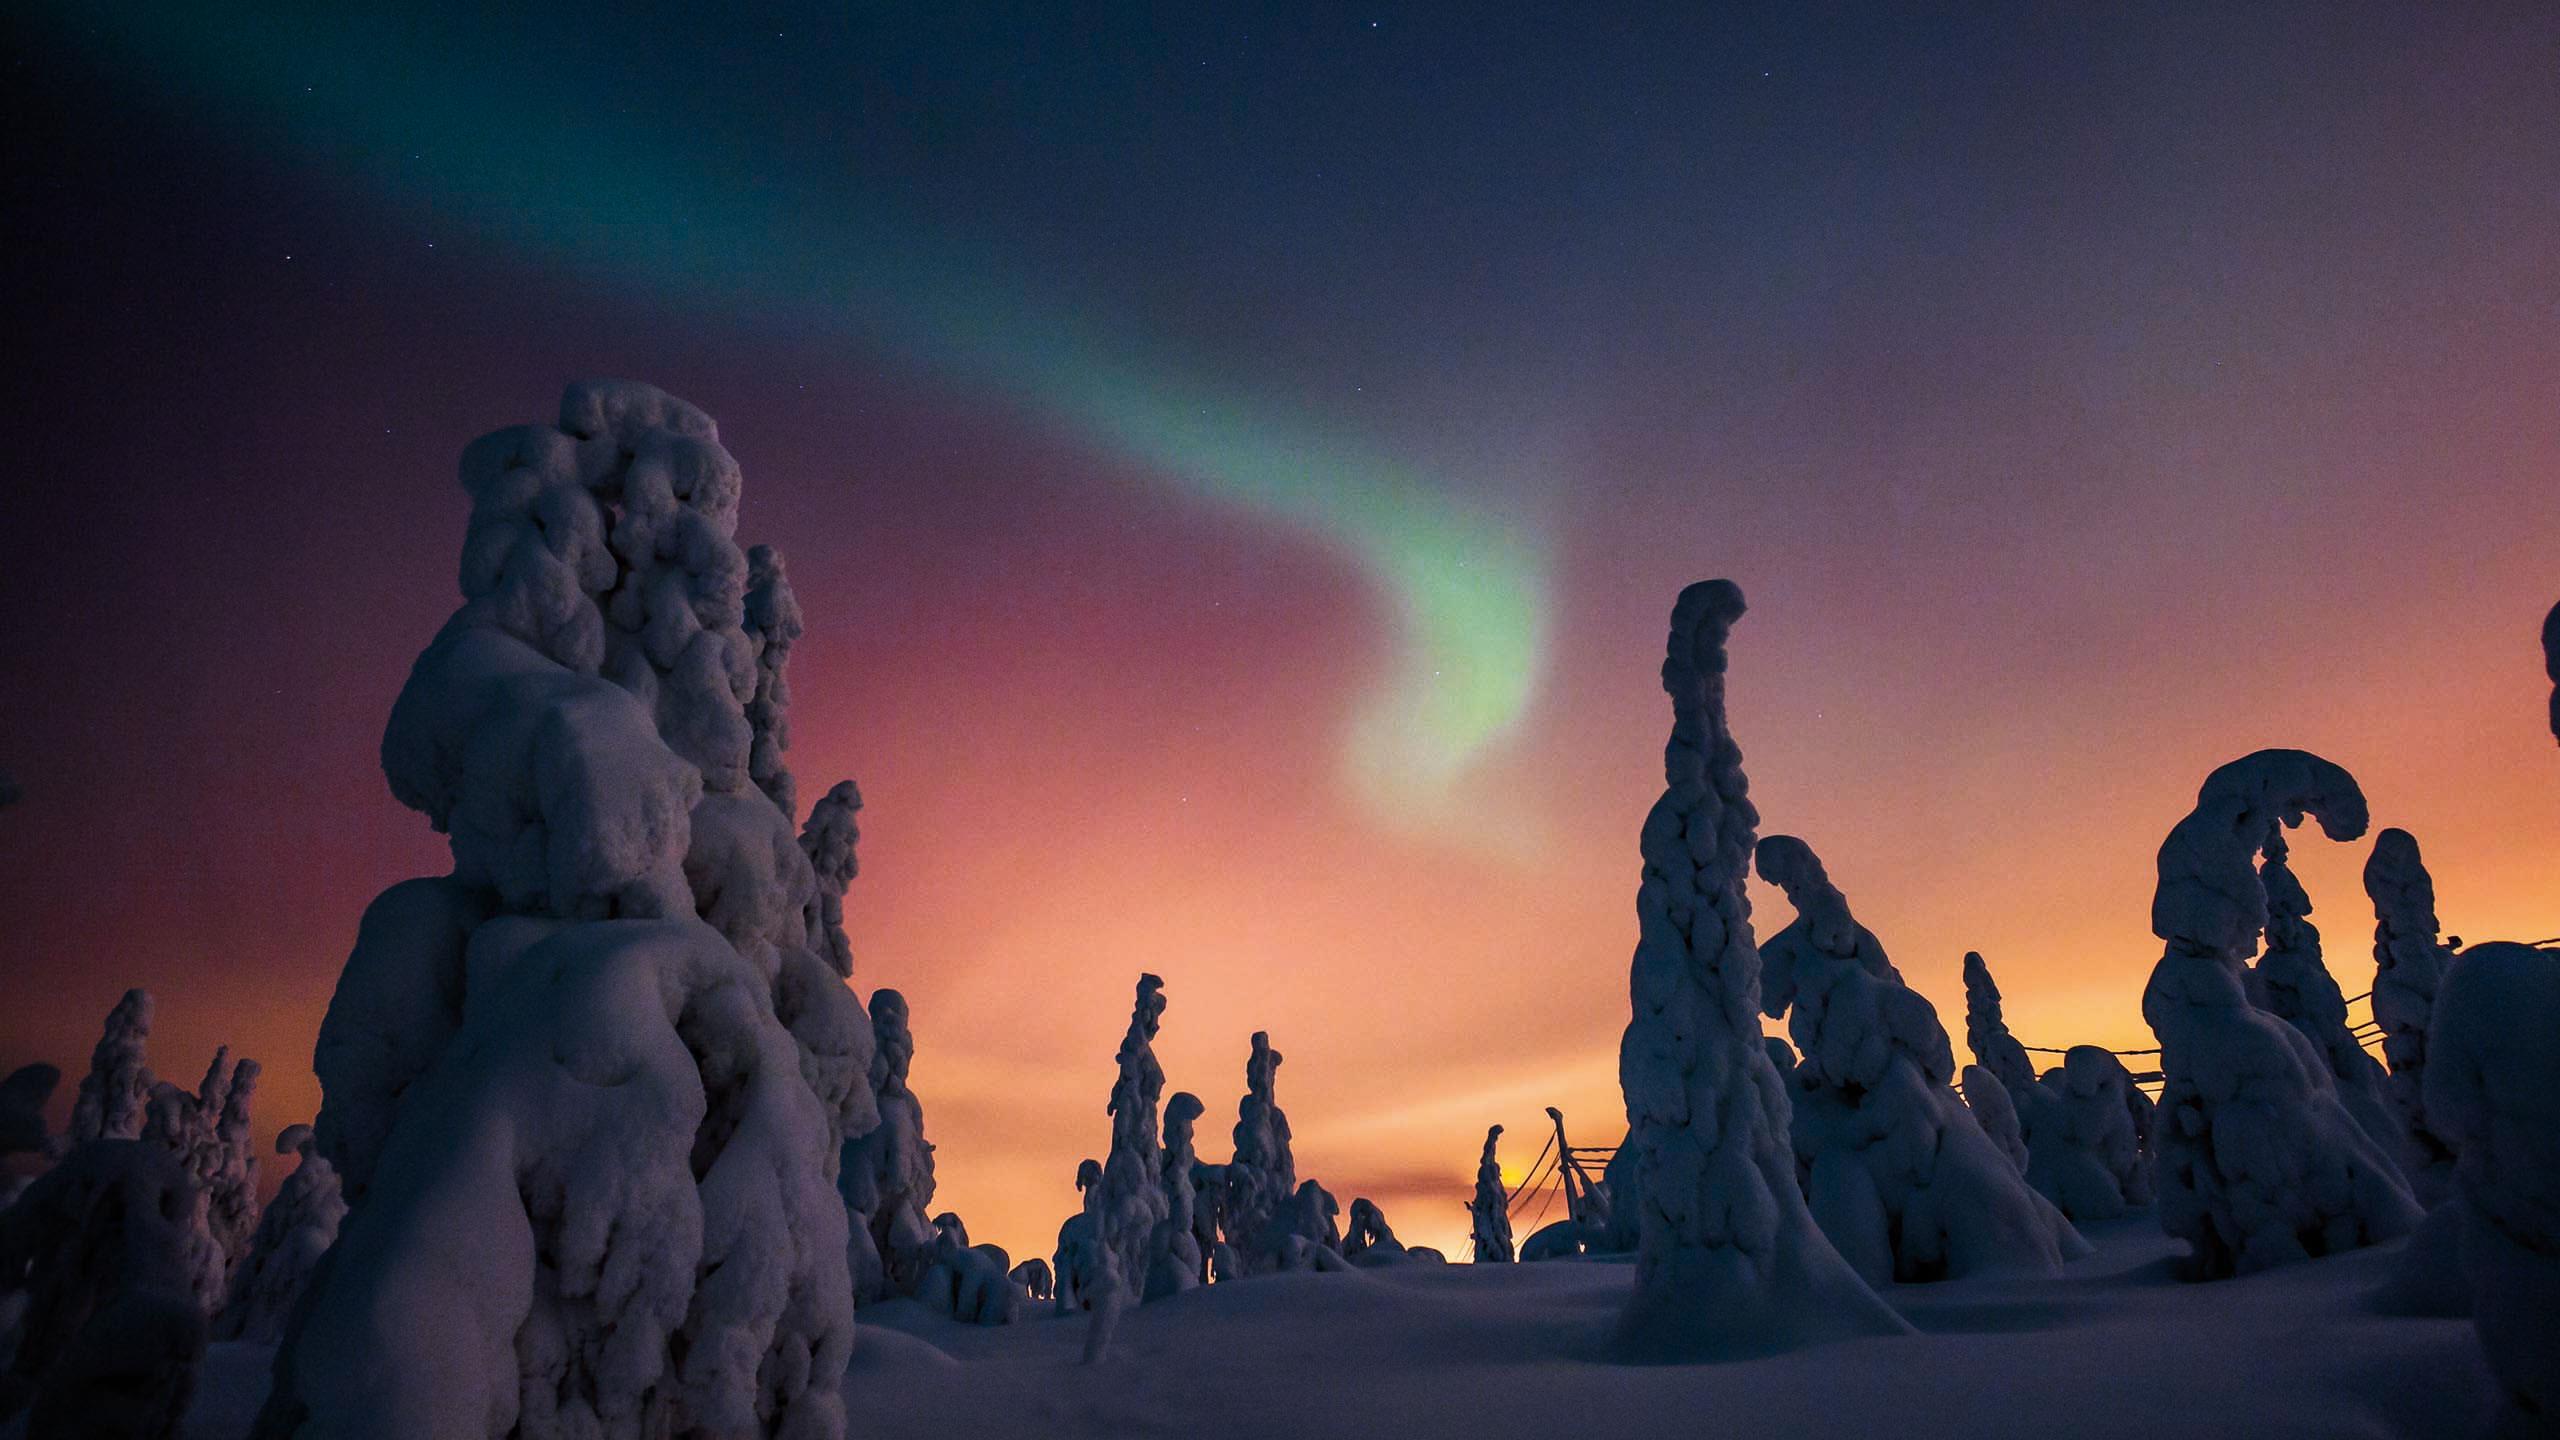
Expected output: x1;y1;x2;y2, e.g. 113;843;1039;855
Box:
52;1;1549;844
4;1;2557;1262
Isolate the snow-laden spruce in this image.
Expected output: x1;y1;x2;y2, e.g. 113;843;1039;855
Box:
1471;1125;1514;1262
259;382;876;1440
1614;580;1907;1360
1341;1198;1410;1266
1223;1031;1299;1275
1007;1257;1053;1303
1959;952;2037;1097
2142;749;2420;1277
1097;974;1171;1314
916;1216;1017;1327
56;988;264;1315
1960;1067;2027;1172
2425;941;2560;1431
1958;952;2154;1219
2363;827;2457;1204
2030;1046;2155;1221
1052;1157;1107;1315
2251;831;2400;1159
842;987;936;1303
70;988;154;1145
1275;1181;1349;1270
1755;835;2086;1283
143;1046;263;1314
214;1125;346;1345
0;1138;207;1440
1148;1091;1208;1297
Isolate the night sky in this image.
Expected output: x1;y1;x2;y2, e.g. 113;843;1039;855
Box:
4;2;2557;1259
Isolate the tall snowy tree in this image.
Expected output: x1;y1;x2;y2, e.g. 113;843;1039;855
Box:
1755;835;2085;1282
1959;952;2037;1097
1470;1125;1514;1263
1148;1091;1207;1297
2142;749;2419;1277
259;382;875;1440
841;987;936;1303
1224;1031;1298;1275
2362;827;2457;1204
1614;580;1906;1359
70;989;154;1145
1097;975;1170;1308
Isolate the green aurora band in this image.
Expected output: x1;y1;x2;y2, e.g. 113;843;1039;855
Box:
64;5;1550;841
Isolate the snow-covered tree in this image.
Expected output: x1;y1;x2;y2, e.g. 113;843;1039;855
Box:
2022;1047;2154;1221
1147;1091;1207;1297
1614;580;1907;1359
1053;1158;1106;1315
1960;1066;2027;1173
142;1047;262;1313
1273;1182;1349;1271
214;1125;346;1345
2424;941;2560;1431
260;382;872;1440
1341;1198;1408;1266
70;989;154;1145
2363;826;2457;1204
1008;1258;1053;1303
2252;831;2400;1158
918;1232;1018;1327
1223;1031;1298;1275
1960;952;2036;1097
2143;749;2420;1277
0;1139;206;1440
1470;1125;1513;1263
842;987;936;1303
1097;975;1170;1308
1755;835;2086;1283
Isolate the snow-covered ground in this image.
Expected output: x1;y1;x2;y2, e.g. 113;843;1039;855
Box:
191;1213;2485;1440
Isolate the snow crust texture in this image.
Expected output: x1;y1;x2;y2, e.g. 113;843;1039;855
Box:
1755;836;2086;1283
1614;580;1906;1359
2142;750;2418;1277
258;382;869;1440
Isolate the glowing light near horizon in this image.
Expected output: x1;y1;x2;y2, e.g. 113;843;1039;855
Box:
69;3;1551;845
